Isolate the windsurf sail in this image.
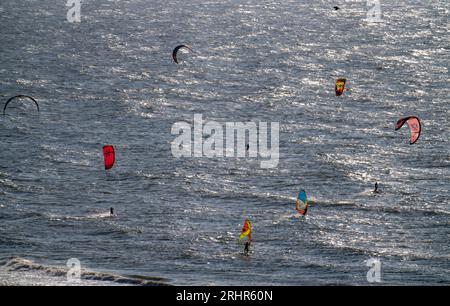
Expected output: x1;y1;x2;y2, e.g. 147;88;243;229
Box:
295;189;308;216
239;219;252;241
3;95;39;115
395;116;421;144
335;78;346;96
103;145;115;170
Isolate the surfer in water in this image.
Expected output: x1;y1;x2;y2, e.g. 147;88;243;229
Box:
373;182;379;193
110;207;114;216
244;241;251;256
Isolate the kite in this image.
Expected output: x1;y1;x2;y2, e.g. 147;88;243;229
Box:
395;116;421;145
172;45;193;64
335;78;346;96
103;145;115;170
3;95;39;115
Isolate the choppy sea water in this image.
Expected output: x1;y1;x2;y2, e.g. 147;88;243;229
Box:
0;0;449;285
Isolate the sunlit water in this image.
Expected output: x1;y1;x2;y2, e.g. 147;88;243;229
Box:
0;0;449;285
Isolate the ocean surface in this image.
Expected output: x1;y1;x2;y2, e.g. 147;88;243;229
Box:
0;0;449;286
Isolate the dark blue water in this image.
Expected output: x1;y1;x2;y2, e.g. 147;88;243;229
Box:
0;0;449;285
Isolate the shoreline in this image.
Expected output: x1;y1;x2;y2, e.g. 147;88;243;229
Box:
0;257;171;286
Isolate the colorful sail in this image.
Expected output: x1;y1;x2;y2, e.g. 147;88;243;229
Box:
295;189;308;216
395;116;421;145
335;78;346;96
239;219;252;241
103;145;115;170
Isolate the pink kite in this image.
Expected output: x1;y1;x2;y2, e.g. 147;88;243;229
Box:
395;116;421;145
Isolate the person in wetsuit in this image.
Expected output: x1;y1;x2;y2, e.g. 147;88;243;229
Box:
373;182;379;193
